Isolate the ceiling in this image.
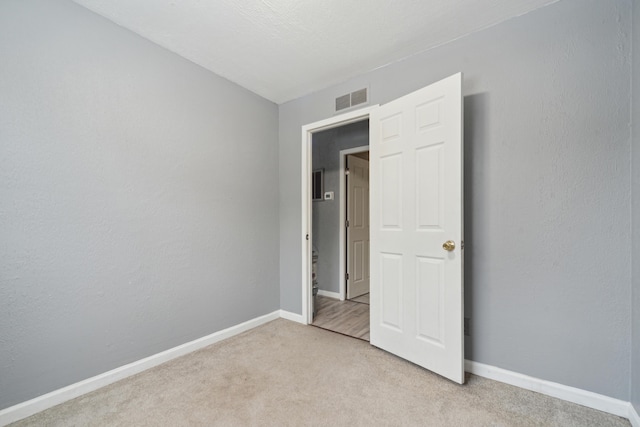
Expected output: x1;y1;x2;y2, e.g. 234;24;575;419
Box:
72;0;557;104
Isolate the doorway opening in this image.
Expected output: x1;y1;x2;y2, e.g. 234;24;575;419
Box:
300;106;377;329
309;121;370;340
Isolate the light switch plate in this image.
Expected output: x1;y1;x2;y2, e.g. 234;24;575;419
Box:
324;191;334;200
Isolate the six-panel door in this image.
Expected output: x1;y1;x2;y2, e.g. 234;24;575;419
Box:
370;73;464;384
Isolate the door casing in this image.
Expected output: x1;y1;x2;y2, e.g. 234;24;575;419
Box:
301;106;378;325
345;153;370;300
339;146;369;301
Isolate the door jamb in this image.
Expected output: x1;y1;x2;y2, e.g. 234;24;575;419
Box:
339;146;369;301
301;106;378;325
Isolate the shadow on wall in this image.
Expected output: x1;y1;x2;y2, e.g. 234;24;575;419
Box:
463;92;489;361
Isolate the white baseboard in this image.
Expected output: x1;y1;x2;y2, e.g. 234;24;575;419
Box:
0;310;281;426
465;360;630;419
317;290;340;299
279;310;306;324
629;403;640;427
2;319;633;426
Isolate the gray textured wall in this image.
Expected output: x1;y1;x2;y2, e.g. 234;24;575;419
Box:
632;0;640;416
0;0;279;410
279;0;631;399
311;121;369;294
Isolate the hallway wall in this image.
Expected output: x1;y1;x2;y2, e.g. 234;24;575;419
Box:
311;121;369;295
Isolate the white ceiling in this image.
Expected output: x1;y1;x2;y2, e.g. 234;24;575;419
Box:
72;0;557;104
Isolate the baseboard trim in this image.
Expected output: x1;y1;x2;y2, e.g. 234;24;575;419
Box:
317;290;340;299
2;320;632;425
279;310;306;324
629;403;640;427
465;360;630;419
0;310;281;426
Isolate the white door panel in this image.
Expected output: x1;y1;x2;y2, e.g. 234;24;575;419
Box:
370;73;464;384
346;154;370;299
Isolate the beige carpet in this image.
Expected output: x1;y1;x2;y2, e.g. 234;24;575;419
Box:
12;319;629;427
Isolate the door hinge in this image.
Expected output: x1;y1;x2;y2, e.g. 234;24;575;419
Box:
306;234;309;241
345;168;350;175
345;272;349;280
346;220;349;227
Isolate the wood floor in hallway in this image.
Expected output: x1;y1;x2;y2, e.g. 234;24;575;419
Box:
312;295;370;341
349;292;369;304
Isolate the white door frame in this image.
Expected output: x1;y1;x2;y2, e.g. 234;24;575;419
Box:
339;146;369;301
301;106;379;325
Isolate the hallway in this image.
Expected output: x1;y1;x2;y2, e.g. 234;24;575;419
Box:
312;295;369;341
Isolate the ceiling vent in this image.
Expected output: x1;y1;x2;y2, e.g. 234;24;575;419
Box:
335;87;368;113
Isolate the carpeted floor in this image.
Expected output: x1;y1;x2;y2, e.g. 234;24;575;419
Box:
12;319;629;426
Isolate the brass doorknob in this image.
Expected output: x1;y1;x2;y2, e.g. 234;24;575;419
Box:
442;240;456;251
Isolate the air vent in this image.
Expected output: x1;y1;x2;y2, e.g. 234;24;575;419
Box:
350;88;367;106
335;87;369;112
335;94;351;111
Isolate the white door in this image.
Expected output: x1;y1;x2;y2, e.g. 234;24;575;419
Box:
346;154;370;299
369;73;464;384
